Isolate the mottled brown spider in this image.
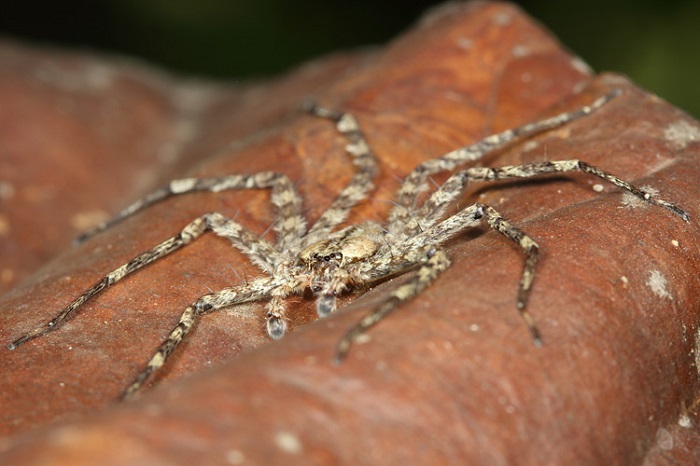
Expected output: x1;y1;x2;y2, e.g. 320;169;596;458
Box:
8;89;689;400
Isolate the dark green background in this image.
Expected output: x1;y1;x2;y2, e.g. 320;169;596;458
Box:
1;0;698;117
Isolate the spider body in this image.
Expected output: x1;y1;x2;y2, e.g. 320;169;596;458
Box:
8;90;689;400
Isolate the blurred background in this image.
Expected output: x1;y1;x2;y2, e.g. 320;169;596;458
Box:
0;0;698;117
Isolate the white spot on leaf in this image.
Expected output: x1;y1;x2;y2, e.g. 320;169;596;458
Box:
522;140;539;152
492;12;512;25
664;120;700;149
511;44;530;57
647;270;671;300
678;414;692;429
621;185;658;210
656;427;673;450
274;430;303;455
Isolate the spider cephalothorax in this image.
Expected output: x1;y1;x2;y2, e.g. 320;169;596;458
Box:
299;223;384;313
8;90;689;400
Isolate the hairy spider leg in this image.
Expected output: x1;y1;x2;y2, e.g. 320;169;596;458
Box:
301;102;380;316
411;159;690;243
8;206;284;350
387;90;622;239
121;276;278;401
334;246;451;363
76;172;307;252
301;102;379;245
449;160;689;221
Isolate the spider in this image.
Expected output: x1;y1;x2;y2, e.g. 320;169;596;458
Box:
8;89;689;400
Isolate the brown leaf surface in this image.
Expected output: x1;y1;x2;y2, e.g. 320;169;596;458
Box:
1;2;699;464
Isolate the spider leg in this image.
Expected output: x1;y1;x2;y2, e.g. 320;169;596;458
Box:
301;101;379;246
76;172;307;252
121;277;276;400
400;203;541;344
334;246;451;363
8;212;280;350
387;90;621;238
460;160;689;220
315;268;350;318
265;295;292;339
414;159;689;233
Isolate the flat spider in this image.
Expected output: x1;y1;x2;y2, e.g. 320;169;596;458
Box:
8;89;689;400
